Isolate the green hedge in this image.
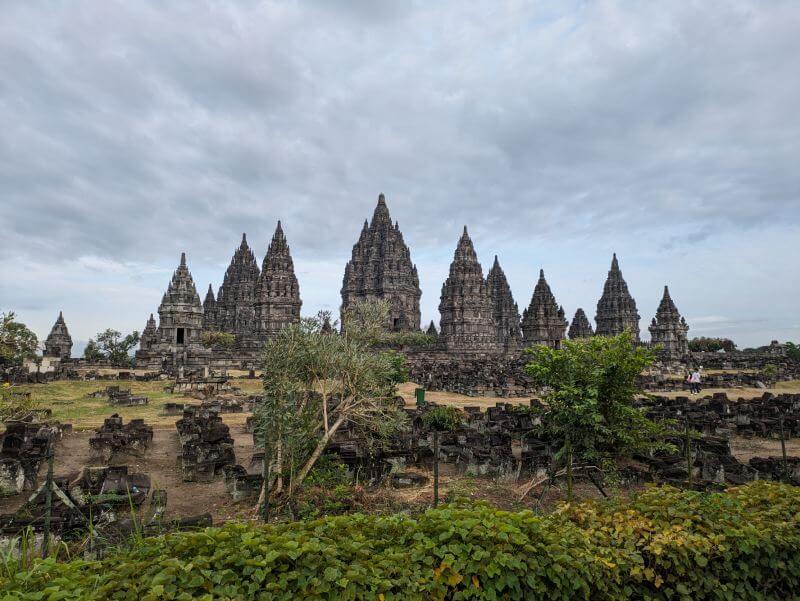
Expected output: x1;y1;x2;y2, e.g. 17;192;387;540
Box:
2;482;799;600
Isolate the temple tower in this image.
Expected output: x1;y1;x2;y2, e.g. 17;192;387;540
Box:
341;194;421;331
255;221;302;339
216;234;260;345
521;270;567;348
139;313;158;353
594;253;641;340
202;284;218;331
438;227;499;353
43;312;72;359
568;308;594;339
649;285;690;361
486;256;522;351
426;320;439;338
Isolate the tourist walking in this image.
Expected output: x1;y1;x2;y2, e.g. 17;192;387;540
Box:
689;370;702;394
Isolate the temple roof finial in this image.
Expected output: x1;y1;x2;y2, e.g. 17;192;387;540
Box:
180;252;186;267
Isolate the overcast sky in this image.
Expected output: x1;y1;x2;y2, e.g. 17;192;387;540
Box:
1;1;799;352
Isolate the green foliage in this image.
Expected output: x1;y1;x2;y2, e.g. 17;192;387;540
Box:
342;299;435;348
422;405;463;432
761;363;779;382
200;330;236;349
381;350;410;385
688;337;737;353
0;312;38;366
524;332;673;465
785;342;800;361
84;329;140;366
0;385;37;423
2;482;799;600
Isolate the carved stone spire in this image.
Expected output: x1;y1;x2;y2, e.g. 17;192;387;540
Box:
649;285;689;361
217;233;260;342
486;255;521;351
255;221;302;338
202;284;218;331
521;269;567;348
594;253;640;340
156;253;204;347
568;308;593;339
426;320;438;338
438;227;499;352
341;194;421;331
43;311;72;359
139;313;158;352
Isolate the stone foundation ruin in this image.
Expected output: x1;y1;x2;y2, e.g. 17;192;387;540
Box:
175;404;236;482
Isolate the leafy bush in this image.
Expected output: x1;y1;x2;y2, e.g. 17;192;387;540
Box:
2;482;798;600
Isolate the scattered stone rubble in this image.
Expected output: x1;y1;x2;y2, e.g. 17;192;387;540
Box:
0;418;67;496
89;414;153;461
89;386;148;407
176;404;236;482
0;465;156;535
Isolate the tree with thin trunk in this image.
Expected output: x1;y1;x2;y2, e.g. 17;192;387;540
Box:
255;307;405;512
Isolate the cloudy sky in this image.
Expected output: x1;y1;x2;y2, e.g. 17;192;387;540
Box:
1;0;799;352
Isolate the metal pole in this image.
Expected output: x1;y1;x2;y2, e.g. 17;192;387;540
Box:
42;450;54;558
433;430;439;507
685;418;693;488
779;415;788;483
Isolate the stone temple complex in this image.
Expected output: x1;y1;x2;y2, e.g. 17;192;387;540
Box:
129;194;692;373
341;194;421;332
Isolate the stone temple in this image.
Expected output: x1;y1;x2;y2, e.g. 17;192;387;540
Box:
594;253;641;341
341;194;421;332
132;195;692;373
521;270;567;349
648;286;690;361
438;228;500;353
43;312;72;359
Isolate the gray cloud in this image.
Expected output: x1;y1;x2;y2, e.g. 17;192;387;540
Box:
1;1;798;347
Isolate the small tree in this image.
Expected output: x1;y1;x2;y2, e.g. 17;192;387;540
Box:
421;405;462;507
201;331;236;349
785;342;800;362
761;363;779;387
524;332;673;500
84;329;140;366
0;312;38;367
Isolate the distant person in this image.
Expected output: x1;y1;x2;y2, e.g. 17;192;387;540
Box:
690;370;702;394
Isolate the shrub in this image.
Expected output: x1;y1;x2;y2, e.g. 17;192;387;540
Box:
1;482;798;600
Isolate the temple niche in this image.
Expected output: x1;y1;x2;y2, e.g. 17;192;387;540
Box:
521;270;567;349
594;253;641;341
438;227;500;353
135;253;209;371
43;312;72;359
254;221;302;338
649;285;690;361
568;308;593;339
486;256;522;351
341;194;421;332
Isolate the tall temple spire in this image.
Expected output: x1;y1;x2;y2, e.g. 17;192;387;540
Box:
486;255;522;351
255;220;302;338
216;233;260;345
521;269;567;348
43;311;73;359
568;308;593;339
341;194;422;332
139;313;159;353
649;285;689;361
438;227;500;352
594;253;641;340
